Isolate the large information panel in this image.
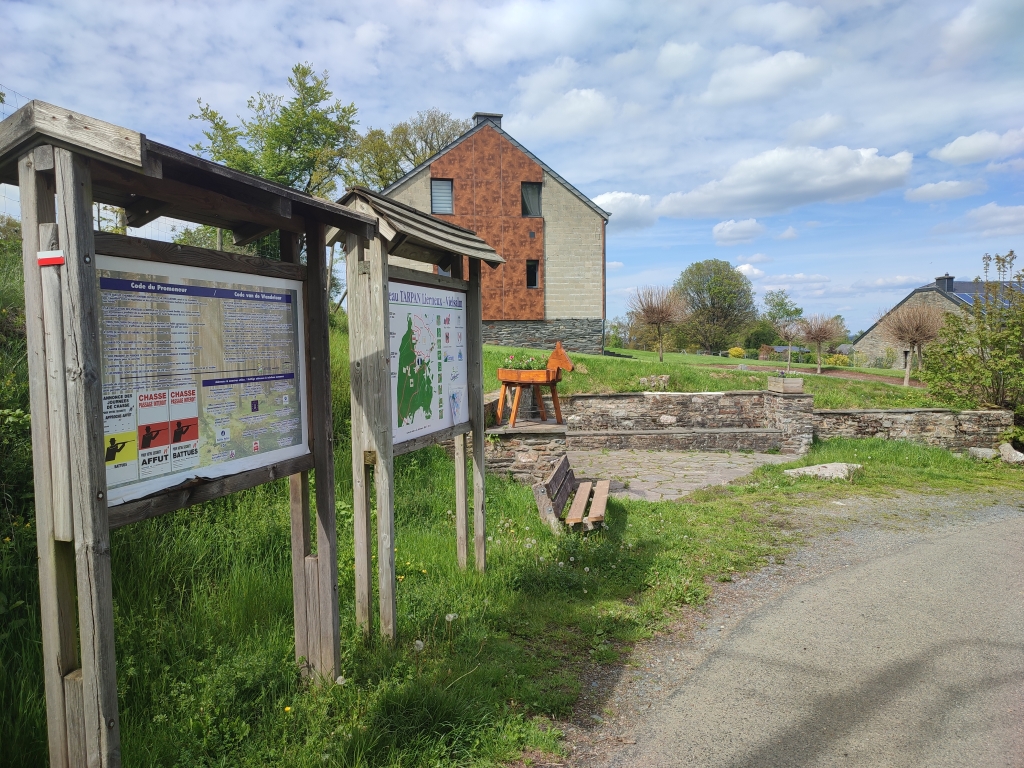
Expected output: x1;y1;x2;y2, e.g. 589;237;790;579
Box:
96;255;309;505
388;279;469;445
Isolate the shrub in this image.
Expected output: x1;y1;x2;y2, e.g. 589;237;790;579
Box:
727;347;745;358
824;354;851;367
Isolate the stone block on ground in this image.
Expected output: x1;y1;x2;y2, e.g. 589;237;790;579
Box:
999;443;1024;464
784;462;862;480
968;447;1000;460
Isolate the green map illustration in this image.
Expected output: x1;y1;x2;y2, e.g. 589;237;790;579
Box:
396;314;435;426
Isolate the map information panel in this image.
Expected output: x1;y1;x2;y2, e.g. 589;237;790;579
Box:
388;280;469;445
96;255;309;505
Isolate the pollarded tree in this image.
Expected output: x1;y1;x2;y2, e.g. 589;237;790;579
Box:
627;286;687;362
799;314;844;375
877;303;946;386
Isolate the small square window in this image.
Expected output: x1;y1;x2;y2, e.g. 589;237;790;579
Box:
526;260;539;289
521;182;542;217
431;179;453;214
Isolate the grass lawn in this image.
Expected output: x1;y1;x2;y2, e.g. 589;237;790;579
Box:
608;347;917;381
3;329;1013;766
484;345;939;410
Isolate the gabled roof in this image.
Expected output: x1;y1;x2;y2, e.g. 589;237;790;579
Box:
852;279;1021;345
381;118;611;221
336;186;503;266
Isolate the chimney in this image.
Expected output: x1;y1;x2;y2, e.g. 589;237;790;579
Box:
472;112;503;128
935;273;955;292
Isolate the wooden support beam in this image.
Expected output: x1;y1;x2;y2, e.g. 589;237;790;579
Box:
93;231;306;281
306;218;341;678
231;223;276;247
279;231;302;264
455;433;469;570
467;259;487;572
107;453;314;529
63;669;86;768
123;197;170;228
55;148;121;766
304;556;322;680
38;222;74;543
368;234;397;641
19;150;76;768
90;159;303;236
289;473;311;673
347;234;373;637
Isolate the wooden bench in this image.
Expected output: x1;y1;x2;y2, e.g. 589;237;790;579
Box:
532;455;609;534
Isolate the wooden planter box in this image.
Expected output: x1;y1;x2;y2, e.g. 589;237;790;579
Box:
497;367;560;384
767;377;803;394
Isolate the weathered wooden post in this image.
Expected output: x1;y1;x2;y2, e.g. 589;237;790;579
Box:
337;188;501;641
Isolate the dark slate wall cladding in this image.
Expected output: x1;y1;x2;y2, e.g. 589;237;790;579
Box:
482;319;604;355
813;409;1012;450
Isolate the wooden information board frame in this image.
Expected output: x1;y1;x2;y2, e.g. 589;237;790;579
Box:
0;102;378;768
337;188;503;641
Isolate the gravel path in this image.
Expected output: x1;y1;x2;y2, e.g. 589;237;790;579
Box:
554;490;1024;768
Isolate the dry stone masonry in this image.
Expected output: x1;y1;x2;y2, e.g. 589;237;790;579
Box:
484;389;1013;484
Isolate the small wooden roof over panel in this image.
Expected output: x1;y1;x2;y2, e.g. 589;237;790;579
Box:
334;186;503;268
0;101;377;244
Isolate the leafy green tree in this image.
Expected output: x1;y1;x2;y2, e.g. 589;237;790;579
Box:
923;251;1024;409
191;63;358;200
346;108;471;190
674;259;756;352
743;319;778;349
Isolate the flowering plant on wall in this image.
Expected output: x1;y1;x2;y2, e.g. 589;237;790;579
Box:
500;353;548;371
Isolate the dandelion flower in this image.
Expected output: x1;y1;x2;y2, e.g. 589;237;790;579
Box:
558;562;564;567
583;589;588;594
414;639;424;652
570;556;575;562
285;706;292;713
336;676;346;686
584;567;590;573
488;536;493;541
421;569;427;574
445;613;458;622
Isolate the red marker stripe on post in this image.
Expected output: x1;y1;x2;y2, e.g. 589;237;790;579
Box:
37;250;65;267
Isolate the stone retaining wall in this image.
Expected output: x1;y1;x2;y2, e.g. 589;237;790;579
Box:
812;408;1012;450
484;427;567;485
563;391;766;431
764;392;815;455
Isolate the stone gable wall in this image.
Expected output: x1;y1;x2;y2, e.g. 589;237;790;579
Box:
853;290;960;368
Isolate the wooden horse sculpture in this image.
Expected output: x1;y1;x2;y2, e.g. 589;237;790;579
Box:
495;342;574;427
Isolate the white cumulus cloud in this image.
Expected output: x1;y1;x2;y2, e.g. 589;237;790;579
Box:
732;2;828;42
656;42;703;79
778;226;799;239
788;113;845;143
966;202;1024;237
735;253;772;264
657;146;913;218
851;275;925;289
930;126;1024;165
593;191;657;230
904;180;986;202
701;49;825;105
607;261;624;270
736;263;765;279
713;218;766;244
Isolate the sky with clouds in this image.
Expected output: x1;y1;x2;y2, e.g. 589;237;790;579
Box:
2;0;1023;330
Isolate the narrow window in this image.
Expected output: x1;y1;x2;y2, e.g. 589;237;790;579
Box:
526;260;539;289
431;179;453;214
521;182;542;217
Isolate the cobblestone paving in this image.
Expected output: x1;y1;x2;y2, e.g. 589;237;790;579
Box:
566;449;792;501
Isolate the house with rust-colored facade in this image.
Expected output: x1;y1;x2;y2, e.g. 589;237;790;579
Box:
382;112;611;354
